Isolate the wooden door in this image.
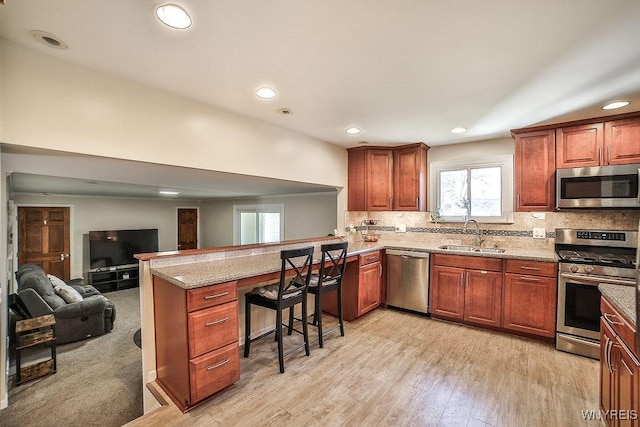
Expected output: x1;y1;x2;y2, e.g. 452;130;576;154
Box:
357;262;381;316
429;265;465;320
615;344;639;427
514;130;556;211
178;208;198;250
464;270;502;327
556;123;603;168
365;149;393;211
347;148;367;211
605;117;640;165
393;144;427;211
502;273;557;338
601;319;615;418
18;207;71;279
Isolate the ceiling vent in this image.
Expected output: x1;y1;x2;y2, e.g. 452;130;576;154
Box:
30;30;68;49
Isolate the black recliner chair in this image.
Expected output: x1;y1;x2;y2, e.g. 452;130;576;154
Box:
16;264;116;344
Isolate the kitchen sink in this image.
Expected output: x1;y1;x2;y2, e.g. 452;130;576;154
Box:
438;245;505;254
437;245;476;252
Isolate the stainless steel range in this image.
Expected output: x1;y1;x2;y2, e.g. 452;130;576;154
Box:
555;228;637;359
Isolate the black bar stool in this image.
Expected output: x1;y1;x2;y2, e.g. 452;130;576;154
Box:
296;241;348;348
243;247;314;373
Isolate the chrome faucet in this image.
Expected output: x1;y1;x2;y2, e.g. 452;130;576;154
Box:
463;219;485;247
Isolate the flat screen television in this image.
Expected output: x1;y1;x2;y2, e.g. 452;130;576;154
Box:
89;229;158;269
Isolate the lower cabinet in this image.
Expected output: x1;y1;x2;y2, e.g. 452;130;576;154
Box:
600;297;639;427
430;254;502;328
502;260;557;338
430;255;557;339
153;277;240;412
323;251;382;321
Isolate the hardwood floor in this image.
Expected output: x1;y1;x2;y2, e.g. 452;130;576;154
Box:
129;308;602;427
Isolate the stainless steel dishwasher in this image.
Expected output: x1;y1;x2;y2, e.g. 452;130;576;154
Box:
385;249;429;315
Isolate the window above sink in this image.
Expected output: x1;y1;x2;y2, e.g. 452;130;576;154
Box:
430;155;514;224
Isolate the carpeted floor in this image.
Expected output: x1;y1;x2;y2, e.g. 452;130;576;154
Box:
0;287;143;427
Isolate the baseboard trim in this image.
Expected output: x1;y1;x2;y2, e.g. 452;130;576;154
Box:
1;397;8;410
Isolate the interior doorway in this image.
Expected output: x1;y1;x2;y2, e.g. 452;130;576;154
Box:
177;208;198;250
17;206;71;280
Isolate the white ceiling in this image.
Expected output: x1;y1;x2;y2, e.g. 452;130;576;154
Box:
1;0;640;198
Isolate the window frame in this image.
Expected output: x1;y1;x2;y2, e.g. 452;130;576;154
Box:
429;155;514;223
232;203;285;245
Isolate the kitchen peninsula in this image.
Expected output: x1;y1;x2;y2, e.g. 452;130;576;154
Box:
136;235;556;414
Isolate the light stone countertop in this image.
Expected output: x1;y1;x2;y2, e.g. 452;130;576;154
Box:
599;283;637;327
151;238;557;290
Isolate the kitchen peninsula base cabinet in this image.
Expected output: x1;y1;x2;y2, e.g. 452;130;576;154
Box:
502;260;557;338
600;297;639;427
322;251;382;321
153;276;240;412
429;254;503;328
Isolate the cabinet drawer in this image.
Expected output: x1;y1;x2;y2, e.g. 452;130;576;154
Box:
601;297;637;359
505;260;556;277
432;254;502;272
359;251;381;266
188;301;239;358
190;343;240;404
188;281;237;312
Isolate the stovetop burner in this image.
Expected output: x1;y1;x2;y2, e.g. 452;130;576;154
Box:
556;249;636;267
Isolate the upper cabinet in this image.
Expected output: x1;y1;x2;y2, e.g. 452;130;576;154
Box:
512;111;640;212
556;117;640;168
514;130;556;212
348;143;429;211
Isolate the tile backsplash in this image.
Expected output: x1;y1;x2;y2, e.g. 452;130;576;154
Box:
345;210;640;251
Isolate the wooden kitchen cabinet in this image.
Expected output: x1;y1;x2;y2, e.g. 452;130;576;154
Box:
154;277;240;412
556;122;604;168
366;149;394;210
393;144;428;211
347;143;429;211
430;254;503;328
503;260;557;338
514;129;556;212
600;297;639;427
323;251;382;321
557;117;640;168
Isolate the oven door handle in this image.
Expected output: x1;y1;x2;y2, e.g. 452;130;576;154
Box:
559;272;636;287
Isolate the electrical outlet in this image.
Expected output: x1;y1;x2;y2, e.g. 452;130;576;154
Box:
531;212;546;220
533;227;546;239
395;224;406;233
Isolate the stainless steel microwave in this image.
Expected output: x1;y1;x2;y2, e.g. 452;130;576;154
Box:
556;164;640;209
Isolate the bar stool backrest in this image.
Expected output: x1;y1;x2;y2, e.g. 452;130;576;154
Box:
277;247;314;301
318;242;348;286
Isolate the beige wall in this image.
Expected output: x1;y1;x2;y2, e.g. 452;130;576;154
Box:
427;137;514;163
201;193;339;247
0;41;347;189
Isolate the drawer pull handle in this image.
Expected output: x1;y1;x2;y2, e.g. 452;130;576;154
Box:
519;266;541;271
204;292;229;300
520;277;541;282
207;358;231;370
603;313;623;326
205;317;229;326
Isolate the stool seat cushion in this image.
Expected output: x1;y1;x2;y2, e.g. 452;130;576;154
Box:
251;284;301;300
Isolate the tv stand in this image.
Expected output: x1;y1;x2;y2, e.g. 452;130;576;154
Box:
87;265;139;293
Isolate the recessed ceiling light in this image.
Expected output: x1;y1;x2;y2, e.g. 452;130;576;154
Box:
357;141;370;145
256;87;277;99
156;4;192;29
30;30;68;49
602;100;630;110
451;127;467;134
345;127;361;135
158;190;180;196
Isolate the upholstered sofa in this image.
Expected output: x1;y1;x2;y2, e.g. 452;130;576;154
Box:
16;264;116;344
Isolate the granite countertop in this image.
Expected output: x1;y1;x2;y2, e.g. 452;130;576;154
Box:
599;283;637;327
151;238;557;290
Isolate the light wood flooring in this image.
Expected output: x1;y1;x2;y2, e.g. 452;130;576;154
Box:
129;308;602;427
